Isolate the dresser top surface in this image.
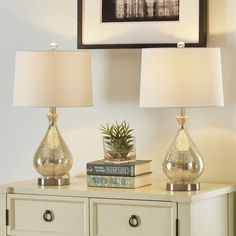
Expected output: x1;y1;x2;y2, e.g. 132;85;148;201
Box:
0;177;235;203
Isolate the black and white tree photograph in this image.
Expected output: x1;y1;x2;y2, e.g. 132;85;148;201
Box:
102;0;179;22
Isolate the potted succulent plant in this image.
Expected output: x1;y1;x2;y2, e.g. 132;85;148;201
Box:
101;121;136;163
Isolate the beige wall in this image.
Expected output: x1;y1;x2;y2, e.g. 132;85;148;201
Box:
0;0;236;185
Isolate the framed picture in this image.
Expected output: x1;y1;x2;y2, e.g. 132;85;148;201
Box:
77;0;207;49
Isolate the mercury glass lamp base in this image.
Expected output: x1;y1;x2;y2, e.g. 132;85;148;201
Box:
38;175;70;186
167;182;200;191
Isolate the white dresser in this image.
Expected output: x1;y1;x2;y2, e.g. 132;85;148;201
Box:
0;178;235;236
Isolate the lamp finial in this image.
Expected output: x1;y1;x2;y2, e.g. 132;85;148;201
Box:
50;42;58;51
177;41;185;48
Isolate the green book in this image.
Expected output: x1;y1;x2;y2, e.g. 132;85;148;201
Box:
87;172;152;189
86;160;151;177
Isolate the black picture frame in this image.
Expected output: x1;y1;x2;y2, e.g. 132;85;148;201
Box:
77;0;207;49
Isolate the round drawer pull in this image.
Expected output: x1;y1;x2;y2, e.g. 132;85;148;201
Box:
43;210;54;222
129;215;140;227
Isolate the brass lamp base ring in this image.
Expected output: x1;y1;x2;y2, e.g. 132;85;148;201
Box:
167;182;200;191
38;175;70;186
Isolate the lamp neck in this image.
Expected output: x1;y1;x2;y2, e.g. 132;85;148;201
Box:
176;107;188;128
47;107;58;125
50;107;57;115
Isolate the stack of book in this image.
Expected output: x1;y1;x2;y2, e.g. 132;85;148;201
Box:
86;159;152;189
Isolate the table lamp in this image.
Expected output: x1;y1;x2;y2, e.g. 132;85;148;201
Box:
13;50;92;186
140;46;224;191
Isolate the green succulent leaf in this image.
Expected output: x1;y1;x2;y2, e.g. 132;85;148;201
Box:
101;121;135;159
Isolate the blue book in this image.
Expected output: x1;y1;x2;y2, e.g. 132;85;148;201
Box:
86;160;151;177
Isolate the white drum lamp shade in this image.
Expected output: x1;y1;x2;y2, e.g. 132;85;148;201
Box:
140;48;224;108
13;51;92;107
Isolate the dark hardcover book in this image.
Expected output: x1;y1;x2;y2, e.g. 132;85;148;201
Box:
87;172;152;189
86;160;151;177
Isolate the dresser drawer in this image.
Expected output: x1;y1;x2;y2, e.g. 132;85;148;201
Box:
90;198;177;236
7;194;89;236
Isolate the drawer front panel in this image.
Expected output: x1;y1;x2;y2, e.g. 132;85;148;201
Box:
90;198;177;236
7;194;88;236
